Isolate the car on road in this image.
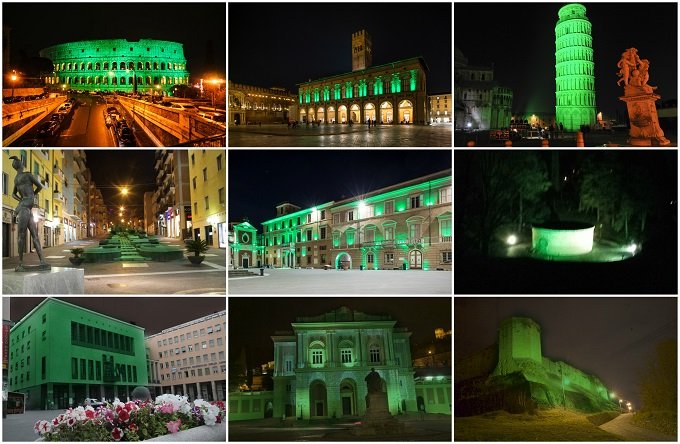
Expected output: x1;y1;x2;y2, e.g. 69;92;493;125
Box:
197;111;226;126
57;103;72;114
118;127;135;146
18;138;44;147
170;102;199;112
84;398;105;409
50;114;63;124
36;121;59;138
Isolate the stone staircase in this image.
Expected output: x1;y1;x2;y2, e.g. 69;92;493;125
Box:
228;269;260;278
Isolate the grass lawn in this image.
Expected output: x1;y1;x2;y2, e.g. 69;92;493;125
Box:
455;409;624;441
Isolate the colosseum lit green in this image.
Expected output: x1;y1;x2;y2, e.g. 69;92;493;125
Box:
39;39;190;95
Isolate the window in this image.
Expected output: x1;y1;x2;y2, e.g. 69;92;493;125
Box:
384;226;394;241
384;200;394;215
207;326;213;334
385;252;394;264
442;251;452;263
210;353;216;361
347;210;354;221
369;346;381;363
320;227;326;239
194;202;197;215
205;196;209;210
191;153;195;165
80;358;86;379
209;339;215;348
410;195;421;209
333;213;340;224
363;205;374;218
218;187;225;204
285;360;293;372
217;154;222;171
200;328;206;336
439;186;452;204
42;330;46;341
409;223;421;241
197;369;203;376
42;314;46;324
202;341;207;349
202;168;207;181
306;230;312;241
312;350;323;365
217;337;223;346
2;172;8;195
163;339;167;346
320;209;326;220
365;229;375;243
440;219;452;239
367;252;374;263
341;349;352;363
181;346;186;353
192;177;196;189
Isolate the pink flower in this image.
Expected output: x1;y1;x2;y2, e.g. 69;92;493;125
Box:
118;409;130;422
166;419;181;434
128;422;139;433
85;409;95;419
160;403;175;414
125;401;138;412
66;417;77;427
111;427;124;441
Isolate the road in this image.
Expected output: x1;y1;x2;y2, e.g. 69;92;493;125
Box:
599;413;676;441
10;93;154;147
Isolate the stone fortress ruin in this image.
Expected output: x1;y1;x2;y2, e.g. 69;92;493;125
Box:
455;317;616;416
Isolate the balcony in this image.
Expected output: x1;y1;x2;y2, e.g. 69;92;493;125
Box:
53;164;64;180
53;191;64;202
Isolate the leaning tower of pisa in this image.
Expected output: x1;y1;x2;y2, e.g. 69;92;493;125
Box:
555;3;596;131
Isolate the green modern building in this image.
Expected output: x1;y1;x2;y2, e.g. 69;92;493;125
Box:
7;298;148;410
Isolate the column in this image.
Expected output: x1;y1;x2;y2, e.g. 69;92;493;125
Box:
182;383;187;399
170;385;175;395
210;380;217;402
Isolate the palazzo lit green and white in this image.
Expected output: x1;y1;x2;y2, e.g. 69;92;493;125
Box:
555;4;596;131
271;307;417;419
39;39;190;95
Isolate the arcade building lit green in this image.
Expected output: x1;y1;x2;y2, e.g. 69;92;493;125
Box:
555;4;596;131
250;170;452;272
39;39;190;95
8;298;148;410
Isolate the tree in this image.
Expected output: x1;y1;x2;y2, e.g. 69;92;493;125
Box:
638;340;677;412
460;152;550;257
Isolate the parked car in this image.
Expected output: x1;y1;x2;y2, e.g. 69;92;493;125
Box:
50;114;63;124
118;127;135;146
18;138;44;147
170;102;199;112
36;121;59;138
197;111;226;126
84;398;105;408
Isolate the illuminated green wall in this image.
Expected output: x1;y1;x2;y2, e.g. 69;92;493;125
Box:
555;4;596;131
39;39;190;95
532;225;594;256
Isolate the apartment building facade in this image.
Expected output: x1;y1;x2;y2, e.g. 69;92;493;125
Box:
188;149;226;248
152;149;191;239
258;170;451;270
146;310;226;402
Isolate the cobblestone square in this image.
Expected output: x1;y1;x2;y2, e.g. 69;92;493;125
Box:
228;124;452;147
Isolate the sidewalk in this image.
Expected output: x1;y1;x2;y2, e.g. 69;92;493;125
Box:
2;409;63;442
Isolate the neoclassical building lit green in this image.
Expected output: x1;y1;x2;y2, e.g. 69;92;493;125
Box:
39;39;190;95
8;298;148;410
271;307;417;419
555;4;596;130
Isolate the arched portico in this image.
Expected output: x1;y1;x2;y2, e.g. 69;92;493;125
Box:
338;105;348;123
380;101;393;124
350;104;360;123
339;379;358;416
398;100;414;124
327;106;336;123
364;103;376;123
317;106;325;123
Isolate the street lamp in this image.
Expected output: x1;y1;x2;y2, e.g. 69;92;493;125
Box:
120;187;129;196
11;70;18;97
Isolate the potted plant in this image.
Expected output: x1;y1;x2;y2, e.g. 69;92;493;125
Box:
69;248;85;266
184;239;208;265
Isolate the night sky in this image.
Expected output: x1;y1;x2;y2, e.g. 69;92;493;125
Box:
228;2;452;93
455;297;677;407
228;150;452;228
83;150;156;223
3;2;226;78
230;297;452;368
454;2;678;117
6;297;226;336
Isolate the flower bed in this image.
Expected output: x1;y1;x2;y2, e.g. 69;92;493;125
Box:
34;395;225;441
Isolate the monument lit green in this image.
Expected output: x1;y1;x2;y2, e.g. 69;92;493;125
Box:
555;4;596;130
532;222;594;256
39;39;190;95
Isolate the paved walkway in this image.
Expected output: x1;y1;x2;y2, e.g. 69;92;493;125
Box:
228;268;451;294
229;124;452;147
599;413;676;441
3;236;226;294
3;409;64;442
229;413;452;441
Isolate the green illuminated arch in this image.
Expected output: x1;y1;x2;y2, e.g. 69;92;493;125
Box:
555;4;596;131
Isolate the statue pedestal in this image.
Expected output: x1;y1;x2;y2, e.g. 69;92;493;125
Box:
352;392;405;437
3;267;84;294
619;91;671;146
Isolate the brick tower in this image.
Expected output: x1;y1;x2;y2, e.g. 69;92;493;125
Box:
352;29;372;71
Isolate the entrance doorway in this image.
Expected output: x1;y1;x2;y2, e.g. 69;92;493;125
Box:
309;380;327;418
409;250;422;269
205;225;213;246
350;104;360;123
335;252;351;269
234;113;241;125
242;256;249;268
340;379;357;416
194;228;201;241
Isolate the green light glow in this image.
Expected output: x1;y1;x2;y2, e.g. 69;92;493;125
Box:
532;223;594;257
391;74;401;93
334;84;341;100
373;77;383;95
409;70;417;91
345;81;353;99
555;3;596;131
